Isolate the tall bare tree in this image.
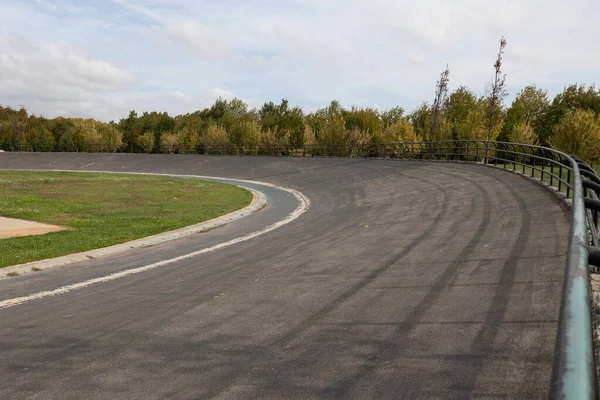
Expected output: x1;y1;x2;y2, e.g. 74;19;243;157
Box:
430;64;450;141
486;37;507;142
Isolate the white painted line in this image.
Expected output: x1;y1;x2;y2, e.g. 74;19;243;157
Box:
0;171;311;309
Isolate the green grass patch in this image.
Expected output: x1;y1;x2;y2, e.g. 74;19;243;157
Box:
0;171;253;268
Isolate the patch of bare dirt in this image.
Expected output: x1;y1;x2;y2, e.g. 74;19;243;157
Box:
0;217;70;239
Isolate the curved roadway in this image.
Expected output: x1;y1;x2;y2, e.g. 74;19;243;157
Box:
0;154;570;399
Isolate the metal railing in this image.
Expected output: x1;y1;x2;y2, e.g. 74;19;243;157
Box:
4;139;600;398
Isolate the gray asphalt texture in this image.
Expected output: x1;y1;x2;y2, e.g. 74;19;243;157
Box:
0;154;571;399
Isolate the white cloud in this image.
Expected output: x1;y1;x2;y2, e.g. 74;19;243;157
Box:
207;88;236;99
1;0;600;120
0;34;137;119
0;35;135;91
164;20;229;59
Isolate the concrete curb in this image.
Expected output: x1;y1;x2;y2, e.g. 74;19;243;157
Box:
1;184;267;279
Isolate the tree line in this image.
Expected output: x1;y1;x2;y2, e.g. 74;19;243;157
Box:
2;84;600;161
2;39;600;162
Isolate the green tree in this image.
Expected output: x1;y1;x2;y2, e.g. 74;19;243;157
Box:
541;84;600;146
445;86;478;125
317;101;347;146
409;103;431;140
119;111;142;149
21;126;54;152
280;105;305;147
138;131;155;153
499;85;549;142
381;107;405;128
454;102;487;141
258;99;305;147
551;109;600;163
47;117;75;149
343;107;382;137
230;117;261;152
205;98;229;121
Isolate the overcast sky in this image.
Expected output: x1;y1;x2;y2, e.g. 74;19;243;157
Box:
1;0;599;121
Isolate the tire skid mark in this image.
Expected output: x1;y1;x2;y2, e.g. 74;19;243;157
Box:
201;168;454;399
317;167;494;398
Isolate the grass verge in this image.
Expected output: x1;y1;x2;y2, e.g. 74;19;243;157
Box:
0;171;253;268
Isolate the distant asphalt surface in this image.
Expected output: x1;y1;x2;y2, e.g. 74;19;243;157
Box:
0;153;571;399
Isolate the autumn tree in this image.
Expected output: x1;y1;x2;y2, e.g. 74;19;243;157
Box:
138;131;155;153
347;129;371;157
96;123;123;152
200;124;230;154
303;126;316;146
485;37;508;142
510;121;537;145
430;64;450;141
160;131;179;154
378;118;419;143
551;109;600;163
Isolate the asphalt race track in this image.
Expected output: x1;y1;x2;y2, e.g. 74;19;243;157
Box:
0;154;571;399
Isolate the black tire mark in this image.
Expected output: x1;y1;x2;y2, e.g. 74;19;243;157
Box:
201;168;454;399
316;168;494;399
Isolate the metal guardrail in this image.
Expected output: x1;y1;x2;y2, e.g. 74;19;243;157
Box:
5;139;600;398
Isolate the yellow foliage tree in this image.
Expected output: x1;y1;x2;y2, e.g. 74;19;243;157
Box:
200;125;229;154
177;126;198;154
510;121;537;145
379;118;419;143
551;109;600;163
96;123;123;152
347;128;371;157
138;131;155;153
304;125;316;146
318;112;347;146
236;120;261;154
160;131;179;154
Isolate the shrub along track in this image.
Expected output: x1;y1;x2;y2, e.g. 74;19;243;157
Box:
0;153;570;400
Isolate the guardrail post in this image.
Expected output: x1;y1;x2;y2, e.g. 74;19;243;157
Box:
567;169;572;198
541;149;546;183
532;149;536;178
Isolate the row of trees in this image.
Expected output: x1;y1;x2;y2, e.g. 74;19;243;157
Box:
2;83;600;160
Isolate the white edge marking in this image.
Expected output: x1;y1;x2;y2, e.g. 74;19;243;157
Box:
0;170;311;310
